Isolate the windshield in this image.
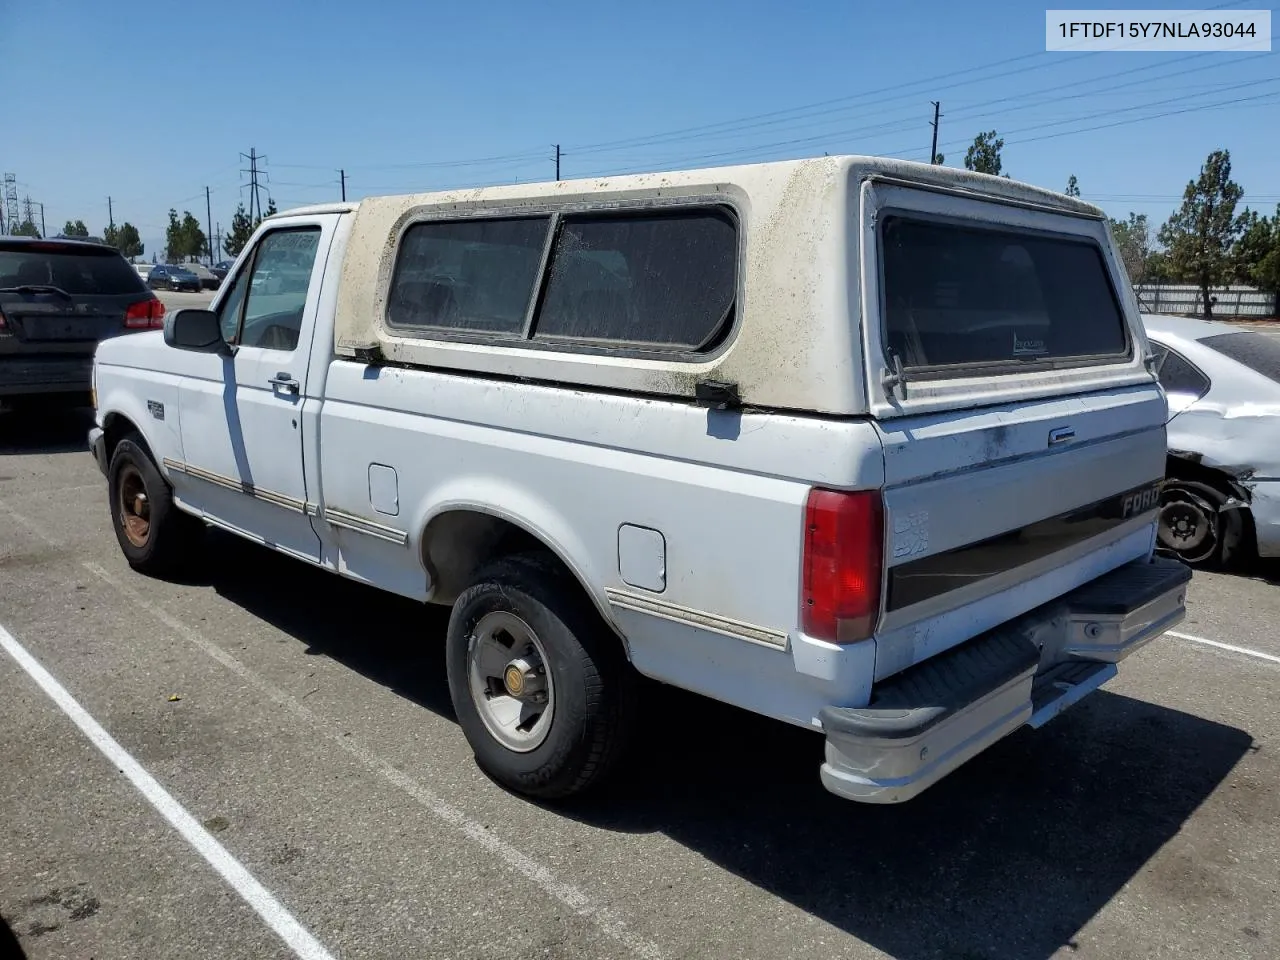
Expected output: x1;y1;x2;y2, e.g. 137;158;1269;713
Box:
1200;331;1280;385
0;244;146;296
880;217;1130;373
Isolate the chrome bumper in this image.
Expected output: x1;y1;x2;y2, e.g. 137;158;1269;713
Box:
89;426;107;476
819;555;1192;804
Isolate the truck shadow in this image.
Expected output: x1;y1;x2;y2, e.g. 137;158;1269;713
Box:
0;406;94;456
197;530;1253;960
0;914;28;958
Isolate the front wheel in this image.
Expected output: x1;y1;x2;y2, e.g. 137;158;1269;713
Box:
445;553;637;801
1157;478;1246;568
107;438;202;575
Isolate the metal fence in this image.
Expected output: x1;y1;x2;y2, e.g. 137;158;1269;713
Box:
1133;283;1277;318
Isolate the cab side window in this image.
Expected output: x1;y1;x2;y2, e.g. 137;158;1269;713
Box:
217;228;322;350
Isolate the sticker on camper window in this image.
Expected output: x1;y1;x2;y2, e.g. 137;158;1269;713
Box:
1012;331;1048;357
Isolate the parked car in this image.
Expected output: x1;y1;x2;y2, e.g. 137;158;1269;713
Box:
147;264;202;292
211;260;234;283
1144;313;1280;567
0;236;165;409
134;263;153;283
184;263;221;290
89;155;1191;806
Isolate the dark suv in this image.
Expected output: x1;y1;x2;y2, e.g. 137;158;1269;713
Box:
0;237;165;409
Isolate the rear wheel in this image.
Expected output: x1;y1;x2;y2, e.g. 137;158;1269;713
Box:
445;553;636;800
107;438;202;574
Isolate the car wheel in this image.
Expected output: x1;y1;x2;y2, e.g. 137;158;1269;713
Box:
1157;478;1247;568
445;552;637;801
107;437;203;575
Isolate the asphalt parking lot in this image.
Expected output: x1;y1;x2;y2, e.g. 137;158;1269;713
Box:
2;417;1279;960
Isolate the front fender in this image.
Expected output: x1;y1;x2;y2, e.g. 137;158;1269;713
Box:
95;375;184;479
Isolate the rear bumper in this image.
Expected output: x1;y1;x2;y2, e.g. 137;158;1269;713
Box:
0;357;93;396
1250;480;1280;559
819;555;1192;804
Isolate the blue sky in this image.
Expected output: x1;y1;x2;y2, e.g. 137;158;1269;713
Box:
1;0;1275;256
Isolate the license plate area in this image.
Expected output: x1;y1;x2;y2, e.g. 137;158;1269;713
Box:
19;317;105;341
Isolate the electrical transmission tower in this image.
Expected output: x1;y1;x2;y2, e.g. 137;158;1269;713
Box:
3;174;19;234
240;147;268;221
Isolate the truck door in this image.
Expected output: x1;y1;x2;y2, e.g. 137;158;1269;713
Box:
171;215;339;562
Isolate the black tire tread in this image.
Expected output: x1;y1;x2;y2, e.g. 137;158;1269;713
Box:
447;551;636;800
107;436;201;575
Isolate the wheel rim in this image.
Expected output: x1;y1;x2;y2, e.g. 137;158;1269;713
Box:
466;611;555;753
117;463;151;548
1158;489;1219;564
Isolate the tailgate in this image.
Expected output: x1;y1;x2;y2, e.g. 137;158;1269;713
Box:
856;179;1166;679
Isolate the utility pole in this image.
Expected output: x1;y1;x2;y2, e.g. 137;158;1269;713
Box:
215;223;222;261
108;196;114;232
339;169;347;202
205;186;214;265
38;202;45;238
554;144;561;182
929;101;942;164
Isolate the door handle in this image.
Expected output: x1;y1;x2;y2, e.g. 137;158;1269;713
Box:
269;372;300;395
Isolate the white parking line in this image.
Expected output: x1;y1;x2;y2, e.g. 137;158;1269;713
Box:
0;500;666;960
83;562;666;960
1169;630;1280;665
0;623;337;960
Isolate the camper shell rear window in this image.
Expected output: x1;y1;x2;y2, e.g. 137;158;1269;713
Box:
879;216;1130;376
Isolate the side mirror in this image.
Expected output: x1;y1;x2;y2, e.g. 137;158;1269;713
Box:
164;308;230;355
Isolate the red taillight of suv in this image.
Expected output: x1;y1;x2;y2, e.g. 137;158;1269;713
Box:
801;488;885;643
124;297;166;330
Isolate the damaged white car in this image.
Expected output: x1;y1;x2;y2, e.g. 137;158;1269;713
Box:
1145;314;1280;567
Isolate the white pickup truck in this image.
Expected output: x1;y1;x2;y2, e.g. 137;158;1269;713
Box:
89;156;1191;804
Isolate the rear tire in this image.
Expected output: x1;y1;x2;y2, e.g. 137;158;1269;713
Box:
107;437;202;575
445;552;637;801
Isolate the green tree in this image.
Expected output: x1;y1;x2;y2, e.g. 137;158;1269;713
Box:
1233;207;1275;283
1234;203;1280;302
222;197;280;257
964;130;1005;177
165;208;207;262
1110;213;1152;284
62;219;90;237
105;222;145;260
11;219;40;237
223;202;255;257
1065;175;1080;198
933;152;945;165
1145;250;1175;283
1157;149;1246;319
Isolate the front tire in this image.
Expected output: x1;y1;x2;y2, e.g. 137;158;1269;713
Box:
1157;478;1247;568
445;553;636;801
107;438;202;575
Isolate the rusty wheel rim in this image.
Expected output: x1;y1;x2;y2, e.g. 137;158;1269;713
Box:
117;463;151;548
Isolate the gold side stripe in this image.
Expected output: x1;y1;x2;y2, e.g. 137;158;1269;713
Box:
163;458;310;515
605;588;789;650
322;508;410;546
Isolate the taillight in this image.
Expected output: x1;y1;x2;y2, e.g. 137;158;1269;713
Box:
124;298;166;330
801;488;884;643
0;306;8;334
